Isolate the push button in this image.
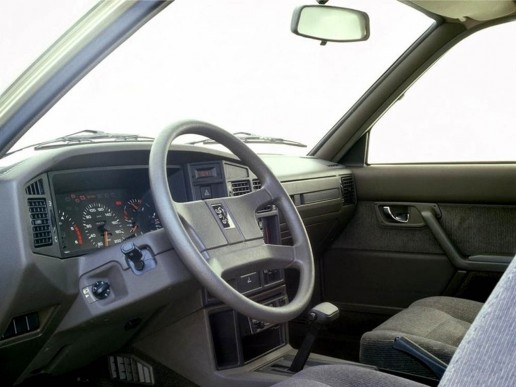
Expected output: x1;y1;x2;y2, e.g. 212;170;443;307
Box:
201;185;212;199
238;272;261;293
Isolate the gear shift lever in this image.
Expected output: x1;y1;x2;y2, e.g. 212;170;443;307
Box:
288;302;340;373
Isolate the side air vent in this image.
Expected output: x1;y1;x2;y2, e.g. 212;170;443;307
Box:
230;180;251;196
252;179;261;190
1;312;40;340
25;179;45;195
28;198;52;248
340;175;356;205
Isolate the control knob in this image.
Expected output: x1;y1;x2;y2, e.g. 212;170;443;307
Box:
91;280;111;300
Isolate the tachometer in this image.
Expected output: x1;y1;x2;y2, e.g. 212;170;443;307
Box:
136;202;162;233
124;198;142;236
82;202;126;248
134;193;162;234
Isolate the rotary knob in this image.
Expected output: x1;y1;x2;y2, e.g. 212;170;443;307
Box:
91;280;111;300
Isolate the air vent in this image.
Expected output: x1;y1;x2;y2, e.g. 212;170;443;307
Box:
25;179;45;195
230;180;251;196
252;179;261;190
1;312;40;340
340;175;356;205
28;198;52;248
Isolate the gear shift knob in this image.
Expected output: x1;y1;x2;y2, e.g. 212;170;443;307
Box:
288;302;340;373
307;302;340;325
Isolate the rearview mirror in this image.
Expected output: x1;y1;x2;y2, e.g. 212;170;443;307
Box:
291;5;370;43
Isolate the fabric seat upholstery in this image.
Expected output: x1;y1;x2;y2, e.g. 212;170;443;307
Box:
272;364;424;387
359;296;483;378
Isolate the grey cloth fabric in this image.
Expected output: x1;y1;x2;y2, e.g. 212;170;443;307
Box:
272;364;424;387
439;256;516;386
359;296;483;378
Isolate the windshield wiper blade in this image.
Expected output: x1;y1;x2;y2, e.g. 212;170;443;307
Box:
188;132;307;148
34;130;155;149
6;130;154;155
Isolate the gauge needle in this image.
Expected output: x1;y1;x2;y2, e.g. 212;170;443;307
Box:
104;230;109;246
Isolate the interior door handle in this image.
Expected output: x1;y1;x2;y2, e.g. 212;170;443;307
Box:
383;206;410;223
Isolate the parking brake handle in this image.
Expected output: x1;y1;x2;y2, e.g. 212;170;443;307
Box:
393;336;447;379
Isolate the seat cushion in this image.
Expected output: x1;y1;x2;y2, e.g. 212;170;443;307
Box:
359;296;483;379
272;364;426;387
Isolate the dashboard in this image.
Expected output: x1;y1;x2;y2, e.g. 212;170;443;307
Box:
28;153;263;259
1;142;356;385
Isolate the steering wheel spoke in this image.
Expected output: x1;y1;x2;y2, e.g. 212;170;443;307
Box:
231;186;274;212
206;242;298;278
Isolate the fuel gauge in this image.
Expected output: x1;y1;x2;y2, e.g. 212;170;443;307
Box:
58;210;84;253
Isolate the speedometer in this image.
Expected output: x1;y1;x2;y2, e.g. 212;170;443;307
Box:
82;202;126;248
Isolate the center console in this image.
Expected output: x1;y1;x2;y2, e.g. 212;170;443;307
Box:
209;286;289;370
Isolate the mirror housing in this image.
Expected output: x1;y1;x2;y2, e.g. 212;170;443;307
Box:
291;5;370;43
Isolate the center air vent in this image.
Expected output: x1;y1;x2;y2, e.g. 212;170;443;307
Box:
252;179;261;190
28;198;53;248
1;312;40;340
340;175;356;205
229;180;251;196
25;179;45;195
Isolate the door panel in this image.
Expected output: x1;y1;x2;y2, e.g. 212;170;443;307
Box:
323;201;455;314
322;165;516;317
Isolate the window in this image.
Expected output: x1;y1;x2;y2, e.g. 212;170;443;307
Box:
368;21;515;164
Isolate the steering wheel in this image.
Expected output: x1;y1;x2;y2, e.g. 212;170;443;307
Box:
149;120;314;324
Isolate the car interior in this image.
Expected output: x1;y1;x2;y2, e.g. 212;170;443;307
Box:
1;0;515;386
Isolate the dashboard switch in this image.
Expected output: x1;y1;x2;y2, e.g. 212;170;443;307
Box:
92;280;111;300
121;242;145;271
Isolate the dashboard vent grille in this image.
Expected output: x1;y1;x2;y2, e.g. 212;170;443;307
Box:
28;198;52;248
252;179;261;190
1;312;40;340
341;175;356;205
230;180;251;196
25;179;45;195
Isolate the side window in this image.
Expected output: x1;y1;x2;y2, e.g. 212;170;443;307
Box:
368;21;515;164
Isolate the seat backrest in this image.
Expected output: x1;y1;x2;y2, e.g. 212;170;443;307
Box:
439;254;516;386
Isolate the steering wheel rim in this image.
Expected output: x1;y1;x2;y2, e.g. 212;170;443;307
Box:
149;120;314;324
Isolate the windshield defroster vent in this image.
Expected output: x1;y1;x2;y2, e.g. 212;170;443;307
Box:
28;198;53;248
340;175;356;205
230;180;251;196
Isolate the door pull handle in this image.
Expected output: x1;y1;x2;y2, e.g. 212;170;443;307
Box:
383;206;410;223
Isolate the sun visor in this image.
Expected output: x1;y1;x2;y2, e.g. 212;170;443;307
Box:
404;0;516;22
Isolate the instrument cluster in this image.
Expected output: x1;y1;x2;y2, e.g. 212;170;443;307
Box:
48;166;187;258
48;161;227;257
55;189;161;256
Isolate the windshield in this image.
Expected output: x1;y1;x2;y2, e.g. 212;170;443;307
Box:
2;0;433;156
